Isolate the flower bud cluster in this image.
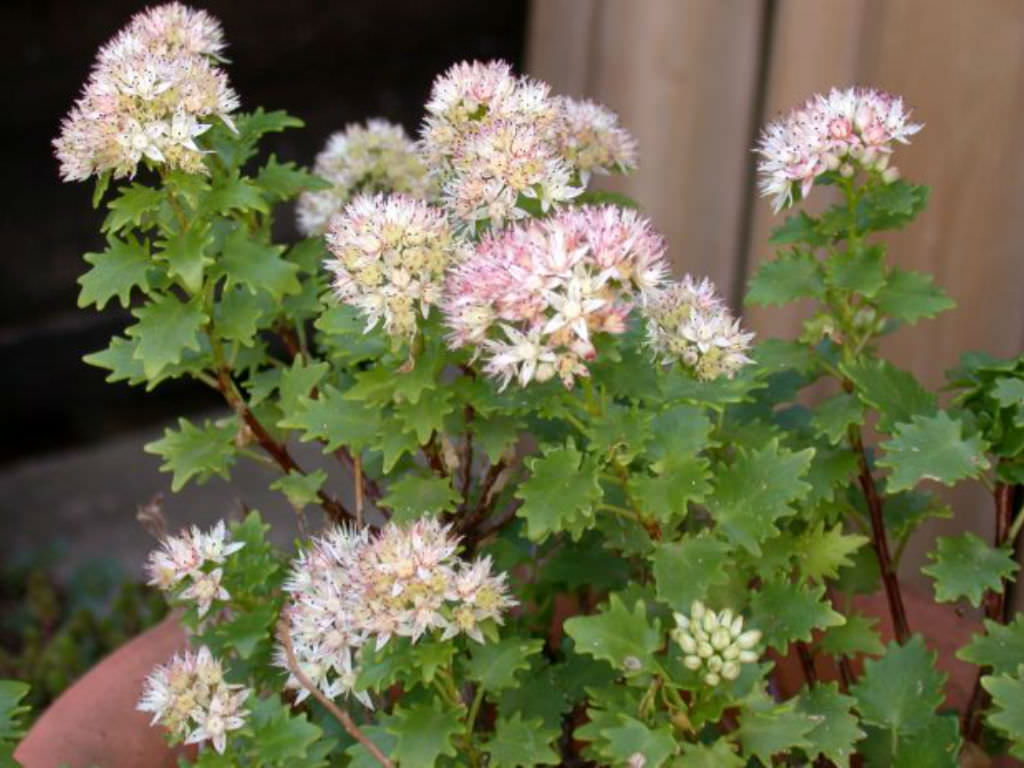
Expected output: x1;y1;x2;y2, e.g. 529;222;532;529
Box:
420;60;638;232
671;602;761;687
144;520;244;618
137;646;250;754
296;119;434;236
443;205;668;390
755;86;922;212
277;519;515;708
54;3;239;181
324;193;460;340
643;276;754;381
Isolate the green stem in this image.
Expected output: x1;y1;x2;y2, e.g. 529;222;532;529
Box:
599;503;640;522
466;684;485;733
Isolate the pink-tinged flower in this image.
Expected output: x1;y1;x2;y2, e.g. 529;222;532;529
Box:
179;568;229;618
324;194;460;340
555;97;638;182
54;4;238;182
643;276;755;380
755;86;922;212
443;205;669;389
277;519;516;708
297;119;434;236
144;521;243;616
138;646;249;754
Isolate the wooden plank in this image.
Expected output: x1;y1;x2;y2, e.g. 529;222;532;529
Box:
527;0;766;297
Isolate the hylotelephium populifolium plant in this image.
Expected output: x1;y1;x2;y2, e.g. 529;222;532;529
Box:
41;3;1023;766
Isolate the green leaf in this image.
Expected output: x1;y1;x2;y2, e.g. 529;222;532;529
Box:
218;228;301;301
249;697;323;764
102;182;163;233
84;334;147;386
156;225;213;294
706;439;814;555
796;522;869;584
736;693;816;764
0;679;30;760
673;740;744;767
840;359;936;433
981;668;1024;759
851;636;945;734
564;594;662;674
515;442;602;543
883;490;953;541
144;417;237;491
467;637;544;693
746;250;823;306
212;603;278;659
860;715;961;767
214;285;272;347
878;411;991;493
957;616;1024;676
645;404;712;466
829;243;887;298
281;385;382;453
203;174;269;215
78;236;153;309
255;155;330;202
804;444;859;505
384;702;463;768
992;376;1024;409
819;613;885;657
345;726;398;768
270;469;327;509
811;393;865;445
921;532;1018;607
875;269;955;324
859;180;930;231
394;386;455;444
593;715;677;767
768;211;827;246
126;294;207;379
471;414;523;462
749;580;845;654
381;474;459;520
651;534;732;611
485;714;561;768
628;456;710;526
796;683;865;766
277;358;329;413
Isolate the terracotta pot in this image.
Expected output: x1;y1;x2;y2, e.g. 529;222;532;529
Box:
15;615;193;768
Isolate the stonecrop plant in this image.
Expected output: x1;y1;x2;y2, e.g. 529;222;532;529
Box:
46;4;1023;766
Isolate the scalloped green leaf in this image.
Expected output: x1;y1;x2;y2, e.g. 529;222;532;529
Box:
485;714;561;768
746;249;824;306
270;469;327;510
467;637;544;693
706;439;814;555
255;155;330;202
851;636;946;734
594;715;676;767
957;616;1024;676
381;474;459;521
981;668;1024;759
749;580;845;654
795;522;869;584
126;294;207;379
796;683;865;766
875;268;955;324
736;692;816;764
384;702;463;768
102;182;163;233
156;224;213;294
921;532;1018;607
280;385;382;453
829;243;886;298
144;417;237;492
811;393;865;445
248;697;323;764
78;235;153;310
673;740;744;767
651;534;732;611
840;358;936;434
515;442;602;543
628;455;710;525
218;228;301;301
878;412;991;493
819;612;884;657
564;594;662;675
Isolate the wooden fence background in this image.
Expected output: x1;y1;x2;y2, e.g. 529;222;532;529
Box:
527;0;1024;593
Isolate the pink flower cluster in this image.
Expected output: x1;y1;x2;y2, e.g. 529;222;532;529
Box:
277;519;515;708
419;60;638;232
443;206;668;390
144;520;244;618
137;646;250;754
54;3;238;181
755;87;922;212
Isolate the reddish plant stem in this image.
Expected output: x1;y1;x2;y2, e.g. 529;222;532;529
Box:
963;481;1015;742
458;459;508;539
277;624;393;767
334;448;383;503
837;656;855;693
422;432;447;477
460;407;475;508
796;641;818;686
848;426;911;644
216;368;351;524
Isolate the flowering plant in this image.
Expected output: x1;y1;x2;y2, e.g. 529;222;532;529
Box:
48;4;1024;766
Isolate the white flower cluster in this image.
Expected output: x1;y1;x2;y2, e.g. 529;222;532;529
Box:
296;119;434;236
137;646;250;754
324;193;460;340
756;86;922;212
54;2;239;182
644;276;754;381
144;520;244;618
671;602;761;687
420;60;638;232
443;205;668;390
277;519;515;708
